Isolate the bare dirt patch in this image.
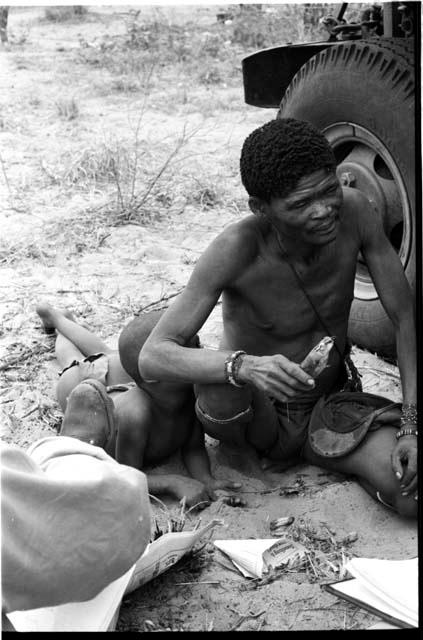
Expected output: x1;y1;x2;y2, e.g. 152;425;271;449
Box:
0;6;416;632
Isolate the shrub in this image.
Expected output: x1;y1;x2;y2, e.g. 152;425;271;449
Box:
56;97;79;121
45;6;88;22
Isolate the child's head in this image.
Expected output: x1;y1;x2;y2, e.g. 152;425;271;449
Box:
240;118;336;203
118;309;199;386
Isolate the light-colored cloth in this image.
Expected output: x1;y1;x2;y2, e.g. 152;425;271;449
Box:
1;436;151;613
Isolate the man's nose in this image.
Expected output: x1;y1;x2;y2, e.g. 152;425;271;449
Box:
310;202;332;219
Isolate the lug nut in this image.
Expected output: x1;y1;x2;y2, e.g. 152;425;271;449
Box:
340;172;356;187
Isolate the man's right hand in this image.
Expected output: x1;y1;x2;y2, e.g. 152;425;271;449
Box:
238;353;315;402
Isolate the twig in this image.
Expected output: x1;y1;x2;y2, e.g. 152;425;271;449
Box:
136;288;185;314
0;149;13;197
229;609;266;631
175;581;220;585
18;405;39;420
288;610;301;629
256;616;266;631
0;346;50;372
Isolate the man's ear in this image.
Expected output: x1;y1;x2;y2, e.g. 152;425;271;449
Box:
248;196;267;218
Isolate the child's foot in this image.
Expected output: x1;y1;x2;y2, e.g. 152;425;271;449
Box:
59;379;115;448
36;302;76;334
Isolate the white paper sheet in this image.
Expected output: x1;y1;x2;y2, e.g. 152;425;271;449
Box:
126;518;222;593
329;576;417;628
345;556;418;620
214;537;307;578
7;565;135;632
7;518;223;632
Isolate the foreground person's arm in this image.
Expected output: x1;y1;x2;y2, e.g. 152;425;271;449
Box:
139;226;313;400
1;439;151;613
357;192;417;496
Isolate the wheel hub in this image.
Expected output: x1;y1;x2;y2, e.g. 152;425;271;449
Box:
323;122;411;301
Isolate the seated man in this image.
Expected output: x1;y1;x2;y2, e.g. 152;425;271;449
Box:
137;118;417;518
36;304;239;507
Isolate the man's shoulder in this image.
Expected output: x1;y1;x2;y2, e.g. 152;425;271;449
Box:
341;187;381;240
342;187;372;218
206;215;261;261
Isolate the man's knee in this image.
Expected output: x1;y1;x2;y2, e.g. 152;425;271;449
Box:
194;383;253;442
195;383;252;420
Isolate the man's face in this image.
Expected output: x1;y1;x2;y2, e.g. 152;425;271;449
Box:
262;168;343;246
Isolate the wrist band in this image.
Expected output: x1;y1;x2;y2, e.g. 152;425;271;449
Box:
400;403;417;427
224;350;247;387
395;428;418;440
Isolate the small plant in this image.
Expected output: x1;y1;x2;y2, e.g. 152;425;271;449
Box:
55;97;79;121
44;6;88;22
198;67;222;86
59;142;132;188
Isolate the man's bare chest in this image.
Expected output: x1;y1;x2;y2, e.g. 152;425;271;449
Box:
227;240;358;336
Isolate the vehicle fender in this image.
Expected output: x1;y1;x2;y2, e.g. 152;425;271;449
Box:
242;42;337;108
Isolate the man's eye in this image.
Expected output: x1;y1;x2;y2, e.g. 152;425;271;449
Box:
292;200;307;209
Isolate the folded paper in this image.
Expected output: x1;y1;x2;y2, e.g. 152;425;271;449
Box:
214;537;307;578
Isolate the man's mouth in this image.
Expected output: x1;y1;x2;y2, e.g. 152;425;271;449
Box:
311;212;339;235
312;220;336;235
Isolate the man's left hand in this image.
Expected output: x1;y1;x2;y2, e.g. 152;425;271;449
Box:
391;435;418;497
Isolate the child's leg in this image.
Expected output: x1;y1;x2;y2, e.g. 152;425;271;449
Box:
36;303;112;356
112;387;150;468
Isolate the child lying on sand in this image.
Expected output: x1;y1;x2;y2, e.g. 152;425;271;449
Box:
36;303;240;507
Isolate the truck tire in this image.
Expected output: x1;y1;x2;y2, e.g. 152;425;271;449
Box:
278;39;415;359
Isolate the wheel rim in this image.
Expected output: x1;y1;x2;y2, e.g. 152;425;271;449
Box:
323;122;412;301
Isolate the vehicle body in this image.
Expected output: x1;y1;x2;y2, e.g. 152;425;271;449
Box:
242;2;419;358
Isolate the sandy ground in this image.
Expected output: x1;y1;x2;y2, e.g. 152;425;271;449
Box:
0;5;417;632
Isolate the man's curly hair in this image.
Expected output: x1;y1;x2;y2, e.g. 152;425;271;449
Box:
240;118;336;202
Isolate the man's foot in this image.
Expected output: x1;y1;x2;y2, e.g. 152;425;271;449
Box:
216;441;267;480
36;302;76;334
260;456;303;473
59;379;115;448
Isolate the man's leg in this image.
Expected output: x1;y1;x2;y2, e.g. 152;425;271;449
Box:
195;382;280;474
303;427;417;518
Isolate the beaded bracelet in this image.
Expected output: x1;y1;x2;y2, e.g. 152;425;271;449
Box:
400;403;417;428
395;428;418;440
224;350;246;387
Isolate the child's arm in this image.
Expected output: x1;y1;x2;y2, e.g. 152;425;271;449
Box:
146;473;211;509
181;418;241;499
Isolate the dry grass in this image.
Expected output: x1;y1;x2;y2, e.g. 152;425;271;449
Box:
44;6;88;23
242;516;357;590
55;97;80;121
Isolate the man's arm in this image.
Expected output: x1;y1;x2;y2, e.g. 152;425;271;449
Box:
356;191;417;495
356;191;416;405
139;224;313;400
139;225;248;384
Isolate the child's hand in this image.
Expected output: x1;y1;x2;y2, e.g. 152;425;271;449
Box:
203;478;242;501
173;477;212;509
